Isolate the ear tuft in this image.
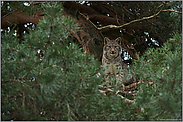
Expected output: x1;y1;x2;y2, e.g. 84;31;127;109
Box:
115;37;121;45
104;37;111;45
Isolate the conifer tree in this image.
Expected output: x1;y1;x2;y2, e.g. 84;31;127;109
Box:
1;2;103;120
1;1;182;121
130;33;182;120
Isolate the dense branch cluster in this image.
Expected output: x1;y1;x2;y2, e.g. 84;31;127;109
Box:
1;1;182;61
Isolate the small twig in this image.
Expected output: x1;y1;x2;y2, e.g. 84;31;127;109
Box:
124;81;140;91
67;102;71;121
151;110;165;120
127;43;137;49
71;111;79;121
79;12;98;29
117;94;135;104
9;24;18;33
116;14;121;25
114;10;121;25
1;9;18;19
121;37;137;59
174;39;182;44
21;68;32;80
171;60;176;92
22;91;25;110
121;5;134;15
159;98;174;114
147;19;156;26
116;90;137;96
162;9;182;14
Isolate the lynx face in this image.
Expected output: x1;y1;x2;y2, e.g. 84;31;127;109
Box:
103;37;121;60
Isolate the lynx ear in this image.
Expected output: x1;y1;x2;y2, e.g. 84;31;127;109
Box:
115;37;122;45
104;37;111;45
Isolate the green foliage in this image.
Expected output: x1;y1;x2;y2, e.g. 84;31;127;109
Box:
1;1;182;121
129;33;182;120
1;2;135;121
1;2;101;120
1;1;44;17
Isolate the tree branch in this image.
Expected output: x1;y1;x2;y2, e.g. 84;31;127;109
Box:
171;60;176;92
162;9;182;14
117;94;135;104
79;12;98;29
1;9;18;19
63;2;99;15
79;12;104;39
97;3;164;30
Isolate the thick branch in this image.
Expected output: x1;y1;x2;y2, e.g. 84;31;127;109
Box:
1;11;43;29
63;2;99;15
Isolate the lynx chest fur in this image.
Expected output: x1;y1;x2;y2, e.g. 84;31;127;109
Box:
102;37;127;78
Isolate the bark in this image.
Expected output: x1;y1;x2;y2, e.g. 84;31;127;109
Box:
63;2;99;15
1;11;43;29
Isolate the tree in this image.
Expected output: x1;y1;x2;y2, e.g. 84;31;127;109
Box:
131;33;182;120
1;1;182;121
2;1;182;60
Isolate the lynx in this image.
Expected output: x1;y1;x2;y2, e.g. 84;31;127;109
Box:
102;37;128;82
100;37;138;102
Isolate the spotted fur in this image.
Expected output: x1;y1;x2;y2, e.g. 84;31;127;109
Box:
102;37;128;79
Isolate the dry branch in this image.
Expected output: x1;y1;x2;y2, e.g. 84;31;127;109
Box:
79;12;98;29
117;94;135;104
97;3;164;30
162;9;182;14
